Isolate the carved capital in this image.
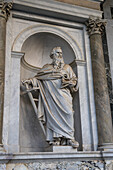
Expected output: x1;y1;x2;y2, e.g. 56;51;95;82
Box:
86;17;106;36
0;1;13;20
0;70;3;84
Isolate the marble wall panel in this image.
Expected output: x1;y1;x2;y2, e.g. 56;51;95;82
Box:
3;13;96;152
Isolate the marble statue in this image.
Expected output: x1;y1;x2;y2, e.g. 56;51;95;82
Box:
22;47;79;148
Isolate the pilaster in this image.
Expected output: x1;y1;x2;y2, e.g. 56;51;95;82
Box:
76;60;93;151
7;51;24;153
0;1;12;150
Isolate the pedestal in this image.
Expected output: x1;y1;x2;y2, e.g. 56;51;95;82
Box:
53;146;77;153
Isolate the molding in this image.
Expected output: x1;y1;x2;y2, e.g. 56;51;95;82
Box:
12;0;103;23
74;60;86;66
0;151;113;162
12;11;84;29
11;51;25;59
98;143;113;151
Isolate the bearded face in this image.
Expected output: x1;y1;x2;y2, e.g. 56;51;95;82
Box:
51;47;64;69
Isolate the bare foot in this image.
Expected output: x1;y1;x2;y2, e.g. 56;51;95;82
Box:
60;138;67;145
67;139;79;148
53;138;61;145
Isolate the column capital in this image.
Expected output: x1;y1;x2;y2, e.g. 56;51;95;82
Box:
0;1;13;21
0;70;4;85
86;17;106;36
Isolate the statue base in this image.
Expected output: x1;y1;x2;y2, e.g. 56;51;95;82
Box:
98;143;113;151
52;146;77;152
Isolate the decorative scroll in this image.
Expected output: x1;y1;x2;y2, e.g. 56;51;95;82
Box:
86;17;106;36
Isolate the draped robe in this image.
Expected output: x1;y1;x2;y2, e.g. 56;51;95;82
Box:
33;63;77;142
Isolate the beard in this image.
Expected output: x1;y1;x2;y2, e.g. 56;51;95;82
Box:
53;58;64;69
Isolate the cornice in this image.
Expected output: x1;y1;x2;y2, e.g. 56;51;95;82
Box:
12;0;103;23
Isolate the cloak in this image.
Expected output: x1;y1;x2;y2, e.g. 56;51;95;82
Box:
32;64;77;141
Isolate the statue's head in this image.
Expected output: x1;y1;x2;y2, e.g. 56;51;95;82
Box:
50;47;64;68
50;47;62;59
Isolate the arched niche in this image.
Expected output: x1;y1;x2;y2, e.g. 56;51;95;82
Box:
12;24;83;60
22;32;75;67
21;32;76;79
20;31;82;152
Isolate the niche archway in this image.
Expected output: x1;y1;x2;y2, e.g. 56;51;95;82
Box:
20;32;81;152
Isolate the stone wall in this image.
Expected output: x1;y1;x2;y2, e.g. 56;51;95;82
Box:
54;0;100;10
0;160;113;170
0;151;113;170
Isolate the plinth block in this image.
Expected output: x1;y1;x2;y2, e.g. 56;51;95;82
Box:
52;146;77;153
